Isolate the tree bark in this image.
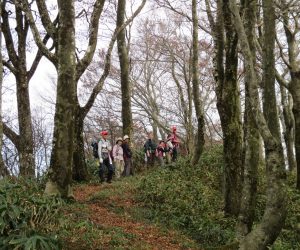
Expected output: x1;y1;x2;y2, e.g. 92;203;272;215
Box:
0;5;9;177
221;0;243;216
171;58;194;154
45;0;76;198
117;0;133;138
191;0;205;165
16;74;35;177
291;77;300;188
280;86;296;171
228;0;287;248
236;0;260;236
262;0;281;144
72;108;89;181
279;0;300;187
207;0;243;216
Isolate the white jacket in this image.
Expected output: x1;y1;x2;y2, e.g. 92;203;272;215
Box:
98;139;112;164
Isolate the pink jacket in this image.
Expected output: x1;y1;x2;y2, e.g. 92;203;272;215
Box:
112;144;124;161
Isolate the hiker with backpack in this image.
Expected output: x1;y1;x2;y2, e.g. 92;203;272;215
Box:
112;137;124;179
122;135;133;176
144;132;157;167
98;130;114;183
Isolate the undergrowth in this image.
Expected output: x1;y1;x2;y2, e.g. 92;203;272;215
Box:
1;144;299;249
0;178;63;249
137;145;236;248
137;145;300;249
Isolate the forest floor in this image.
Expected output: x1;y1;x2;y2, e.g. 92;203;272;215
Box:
60;176;200;250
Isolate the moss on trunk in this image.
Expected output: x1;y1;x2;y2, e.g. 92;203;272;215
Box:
116;0;133;139
72;110;89;182
46;0;76;198
191;0;205;165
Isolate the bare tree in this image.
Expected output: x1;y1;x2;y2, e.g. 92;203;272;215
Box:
191;0;205;164
276;0;300;188
206;0;243;216
236;0;261;237
229;0;287;248
116;0;133;138
1;0;53;177
0;4;9;177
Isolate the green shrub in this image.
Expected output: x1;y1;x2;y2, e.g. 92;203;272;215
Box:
0;178;63;249
132;149;146;173
137;145;236;248
86;158;100;180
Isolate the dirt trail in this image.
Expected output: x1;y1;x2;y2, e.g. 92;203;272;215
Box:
73;183;197;250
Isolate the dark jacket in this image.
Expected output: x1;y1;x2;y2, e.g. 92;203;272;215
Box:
122;142;132;159
144;139;157;153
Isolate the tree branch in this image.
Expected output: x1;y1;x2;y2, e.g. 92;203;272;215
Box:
1;1;18;67
156;0;212;35
81;0;147;118
2;60;17;75
3;123;20;150
275;69;290;90
205;0;216;32
36;0;57;39
27;31;55;80
76;0;106;81
275;35;292;69
19;0;57;64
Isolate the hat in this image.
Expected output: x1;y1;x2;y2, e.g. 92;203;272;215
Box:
100;130;108;136
123;135;130;140
116;137;123;143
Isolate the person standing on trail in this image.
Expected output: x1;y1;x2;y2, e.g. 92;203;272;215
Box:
122;135;133;176
144;132;157;167
167;126;180;162
156;140;168;167
98;130;114;183
112;137;124;179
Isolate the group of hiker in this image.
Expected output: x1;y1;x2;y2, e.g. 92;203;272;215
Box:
91;131;133;183
91;126;180;184
144;126;180;167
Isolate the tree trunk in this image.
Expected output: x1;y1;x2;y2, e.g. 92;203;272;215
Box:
0;9;9;177
212;0;243;216
16;73;35;177
45;0;76;198
1;2;35;177
187;79;194;154
15;6;35;177
236;0;260;236
290;77;300;188
152;122;158;141
280;86;296;171
171;59;194;153
191;0;205;165
117;0;133;138
228;0;287;248
262;0;281;145
72;108;89;182
279;0;299;187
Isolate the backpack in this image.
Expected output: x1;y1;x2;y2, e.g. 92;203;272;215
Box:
91;141;99;159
